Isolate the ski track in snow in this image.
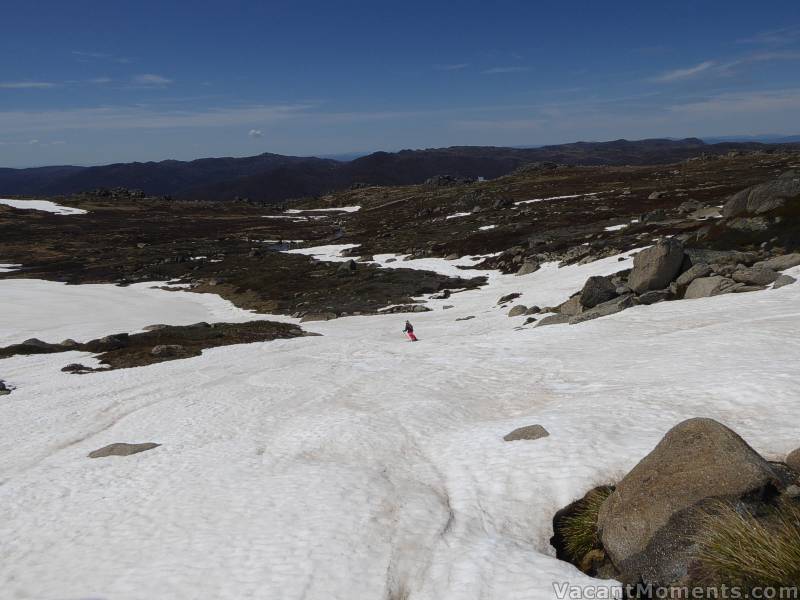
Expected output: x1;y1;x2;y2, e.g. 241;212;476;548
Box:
2;247;800;600
0;198;88;215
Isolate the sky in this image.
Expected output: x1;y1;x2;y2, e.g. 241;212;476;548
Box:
1;0;799;167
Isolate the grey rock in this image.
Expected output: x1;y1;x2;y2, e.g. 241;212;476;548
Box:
455;315;475;321
579;276;618;309
641;208;667;222
754;253;800;272
648;191;667;200
684;276;739;299
142;324;169;332
726;216;772;232
685;249;757;267
59;338;80;349
637;289;669;305
557;295;583;316
508;305;528;317
732;285;766;293
535;314;572;327
773;274;797;289
515;260;540;276
628;238;685;293
597;418;781;586
525;305;541;315
498;292;521;305
569;294;634;324
88;442;161;459
731;267;779;286
61;363;92;373
0;380;10;395
523;316;538;325
337;259;357;274
442;305;454;310
300;312;338;322
786;447;800;473
675;263;712;288
722;171;800;218
503;424;549;442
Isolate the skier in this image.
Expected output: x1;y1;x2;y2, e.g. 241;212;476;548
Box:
403;320;418;342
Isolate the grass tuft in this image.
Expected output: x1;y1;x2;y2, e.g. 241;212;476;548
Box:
693;499;800;588
560;486;613;561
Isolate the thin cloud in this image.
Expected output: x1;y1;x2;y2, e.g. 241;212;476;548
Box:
433;63;468;71
738;26;800;47
651;61;716;83
0;81;58;89
131;74;173;87
482;66;530;74
72;50;132;64
248;129;263;138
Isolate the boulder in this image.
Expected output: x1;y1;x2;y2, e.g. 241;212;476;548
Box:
525;305;541;315
628;239;685;293
536;314;572;327
773;274;797;289
786;447;800;473
59;339;80;349
570;294;634;324
684;249;757;267
641;208;667;222
754;253;800;271
300;312;338;322
721;171;800;218
503;424;549;442
557;295;583;316
579;276;618;309
0;380;10;395
337;259;357;274
515;260;540;276
61;363;93;374
508;305;528;318
637;290;669;305
731;267;779;286
88;442;161;459
684;276;739;299
498;292;521;305
674;263;712;289
597;418;782;586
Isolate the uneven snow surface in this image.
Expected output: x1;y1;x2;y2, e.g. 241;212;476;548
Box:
3;254;800;600
0;198;88;215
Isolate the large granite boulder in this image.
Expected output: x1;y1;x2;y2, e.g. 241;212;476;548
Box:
721;171;800;218
628;239;685;293
579;276;618;309
754;253;800;272
684;276;739;299
597;418;781;586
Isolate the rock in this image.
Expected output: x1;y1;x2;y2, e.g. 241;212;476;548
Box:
579;276;618;309
525;305;541;315
455;315;475;321
597;418;782;586
731;267;779;286
515;260;540;276
628;239;685;293
356;254;374;262
508;305;528;317
721;171;800;218
570;294;634;324
300;312;338;322
385;257;397;263
684;276;740;299
674;263;712;288
773;274;797;289
637;289;669;305
536;314;572;327
87;334;129;352
677;200;705;214
150;344;186;358
61;363;92;373
615;285;632;295
493;197;513;209
442;305;454;310
431;289;451;300
59;339;79;349
641;208;667;223
337;259;357;274
786;448;800;473
523;316;538;325
684;249;758;267
754;253;800;271
503;424;549;442
0;380;10;395
142;324;169;331
557;295;583;316
21;338;57;350
498;293;521;304
726;216;772;232
444;253;460;261
88;442;161;458
648;191;667;200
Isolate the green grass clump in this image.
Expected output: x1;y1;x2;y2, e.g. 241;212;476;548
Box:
560;486;614;561
693;499;800;588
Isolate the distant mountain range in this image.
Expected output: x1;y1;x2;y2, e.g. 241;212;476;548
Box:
1;137;797;203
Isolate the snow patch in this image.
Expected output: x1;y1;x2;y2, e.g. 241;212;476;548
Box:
0;198;87;215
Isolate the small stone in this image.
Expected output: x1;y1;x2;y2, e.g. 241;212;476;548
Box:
508;305;528;318
503;424;549;442
773;274;797;289
88;442;161;458
515;260;540;276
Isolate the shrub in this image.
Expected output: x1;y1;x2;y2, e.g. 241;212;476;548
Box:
559;486;613;562
693;499;800;588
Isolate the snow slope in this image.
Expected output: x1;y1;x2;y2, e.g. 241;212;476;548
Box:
2;254;800;600
0;198;88;215
0;280;261;346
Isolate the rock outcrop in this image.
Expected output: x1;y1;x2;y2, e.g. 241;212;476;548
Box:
628;239;685;293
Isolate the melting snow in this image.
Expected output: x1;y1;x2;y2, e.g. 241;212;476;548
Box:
0;198;88;215
478;225;497;231
285;205;361;214
514;193;592;206
446;212;472;219
604;224;627;232
2;256;800;599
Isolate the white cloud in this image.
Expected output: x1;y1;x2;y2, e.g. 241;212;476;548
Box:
131;74;173;87
482;66;530;74
0;81;57;89
248;129;263;138
652;61;716;83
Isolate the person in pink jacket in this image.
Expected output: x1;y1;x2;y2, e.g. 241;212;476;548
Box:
403;320;418;342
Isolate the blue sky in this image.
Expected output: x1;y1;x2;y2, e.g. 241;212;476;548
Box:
1;0;799;167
